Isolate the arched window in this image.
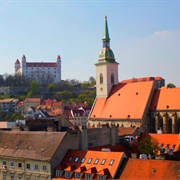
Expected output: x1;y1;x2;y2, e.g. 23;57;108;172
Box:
111;73;114;84
100;73;103;84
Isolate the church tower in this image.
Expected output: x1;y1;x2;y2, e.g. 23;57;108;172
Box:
95;16;119;98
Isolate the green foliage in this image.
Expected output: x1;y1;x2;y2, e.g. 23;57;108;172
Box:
167;83;176;88
48;83;56;94
138;137;159;156
30;80;40;96
0;112;22;122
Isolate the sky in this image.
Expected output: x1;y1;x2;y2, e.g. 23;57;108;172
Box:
0;0;180;87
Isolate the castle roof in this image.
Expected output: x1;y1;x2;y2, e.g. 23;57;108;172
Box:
26;62;57;67
15;59;20;64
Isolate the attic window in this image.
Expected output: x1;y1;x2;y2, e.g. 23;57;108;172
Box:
87;158;92;164
68;156;73;162
75;157;79;163
101;159;106;165
109;159;114;165
81;158;86;163
94;158;99;164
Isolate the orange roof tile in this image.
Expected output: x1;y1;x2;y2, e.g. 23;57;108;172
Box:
120;158;180;179
24;98;41;103
150;87;180;110
53;149;126;179
90;81;155;120
118;127;139;137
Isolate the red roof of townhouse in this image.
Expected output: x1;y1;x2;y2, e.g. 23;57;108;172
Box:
120;158;180;179
150;87;180;110
24;98;41;103
90;81;155;120
53;149;126;179
52;101;63;108
118;127;140;137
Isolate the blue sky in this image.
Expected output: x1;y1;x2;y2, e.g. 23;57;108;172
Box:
0;1;180;86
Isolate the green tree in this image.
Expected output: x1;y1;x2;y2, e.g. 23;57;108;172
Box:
30;80;40;96
48;83;56;95
167;83;176;88
138;137;159;157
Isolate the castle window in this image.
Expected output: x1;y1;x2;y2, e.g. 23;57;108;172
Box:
111;73;114;84
100;73;103;84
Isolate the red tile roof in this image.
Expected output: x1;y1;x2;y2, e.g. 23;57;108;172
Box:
118;127;139;137
150;87;180;110
120;158;180;179
53;149;126;179
24;98;41;103
90;81;155;120
26;62;57;67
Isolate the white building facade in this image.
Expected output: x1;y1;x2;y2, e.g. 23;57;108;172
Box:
15;55;61;84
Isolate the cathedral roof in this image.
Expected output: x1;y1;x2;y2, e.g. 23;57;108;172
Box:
90;80;155;120
150;87;180;110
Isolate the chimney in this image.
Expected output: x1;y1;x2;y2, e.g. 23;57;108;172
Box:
79;125;88;150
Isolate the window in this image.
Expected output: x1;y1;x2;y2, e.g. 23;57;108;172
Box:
75;172;81;179
42;165;47;171
75;157;79;162
81;157;85;163
101;159;106;165
111;73;114;84
26;164;30;169
65;171;71;178
2;174;6;180
85;174;91;180
56;170;62;177
10;175;14;180
109;159;114;165
100;73;103;84
35;165;38;170
18;163;22;168
10;161;14;167
98;175;105;180
87;158;92;164
68;156;73;162
94;158;99;164
2;161;6;165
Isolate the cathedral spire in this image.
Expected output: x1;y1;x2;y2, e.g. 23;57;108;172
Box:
102;16;110;42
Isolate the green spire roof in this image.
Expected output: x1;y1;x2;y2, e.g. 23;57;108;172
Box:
102;16;110;41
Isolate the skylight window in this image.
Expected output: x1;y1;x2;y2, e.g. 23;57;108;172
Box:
87;158;92;164
109;159;114;165
94;158;99;164
81;158;86;163
75;157;79;163
68;156;73;162
101;159;106;165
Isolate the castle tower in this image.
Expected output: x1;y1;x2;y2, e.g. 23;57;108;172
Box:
15;59;21;73
95;16;119;98
56;55;61;82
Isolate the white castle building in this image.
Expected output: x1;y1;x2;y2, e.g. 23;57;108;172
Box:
15;55;61;84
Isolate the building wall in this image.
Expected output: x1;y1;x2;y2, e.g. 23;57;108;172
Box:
0;157;51;180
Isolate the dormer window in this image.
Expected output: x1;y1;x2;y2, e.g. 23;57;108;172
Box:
98;175;106;180
56;170;63;177
75;157;79;163
94;158;99;164
101;159;106;165
75;172;81;179
85;174;92;180
109;159;114;165
87;158;92;164
81;158;86;163
65;171;71;178
68;156;73;162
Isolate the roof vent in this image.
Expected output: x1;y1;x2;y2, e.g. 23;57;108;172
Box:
136;92;138;95
101;148;111;152
28;147;32;150
93;115;96;117
128;115;130;118
152;168;156;173
15;147;18;150
41;148;45;152
4;146;7;149
118;93;120;96
166;105;169;108
109;115;112;118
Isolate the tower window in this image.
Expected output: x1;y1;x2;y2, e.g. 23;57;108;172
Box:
111;73;114;84
100;73;103;84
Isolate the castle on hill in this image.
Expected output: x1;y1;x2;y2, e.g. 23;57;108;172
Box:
15;55;61;84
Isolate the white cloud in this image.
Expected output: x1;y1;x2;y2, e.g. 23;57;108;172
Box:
153;30;172;38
